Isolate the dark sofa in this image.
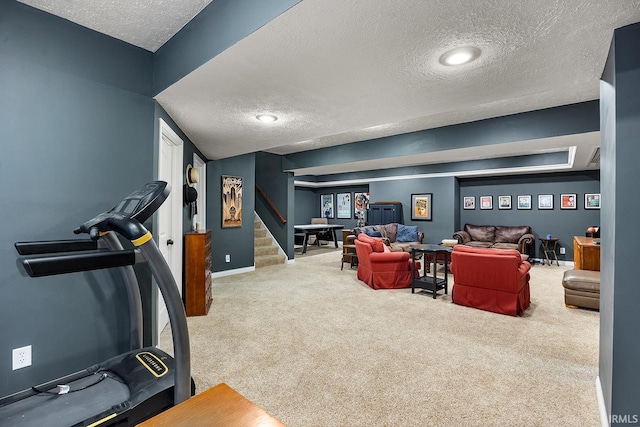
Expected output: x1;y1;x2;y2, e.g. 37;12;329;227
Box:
349;223;424;252
453;224;534;254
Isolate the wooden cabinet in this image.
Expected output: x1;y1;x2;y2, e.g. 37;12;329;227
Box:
184;230;212;316
573;236;600;271
369;203;403;225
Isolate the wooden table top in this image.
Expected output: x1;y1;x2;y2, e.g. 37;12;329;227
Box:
136;383;285;427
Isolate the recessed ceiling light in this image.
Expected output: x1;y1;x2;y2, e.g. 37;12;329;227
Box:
256;114;278;123
439;46;481;66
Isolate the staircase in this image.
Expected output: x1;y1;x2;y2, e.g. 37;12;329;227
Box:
254;214;286;268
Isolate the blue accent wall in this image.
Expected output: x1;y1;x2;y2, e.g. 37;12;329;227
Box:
599;21;640;422
0;2;155;395
207;154;256;271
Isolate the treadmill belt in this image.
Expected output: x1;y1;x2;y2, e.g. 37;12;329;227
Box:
1;373;130;427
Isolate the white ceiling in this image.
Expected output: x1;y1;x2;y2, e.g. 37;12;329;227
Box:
19;0;640;177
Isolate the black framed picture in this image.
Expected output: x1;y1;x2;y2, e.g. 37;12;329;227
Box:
538;194;553;210
498;195;512;210
517;195;532;210
321;194;334;218
411;193;432;221
585;193;601;209
463;196;475;210
336;192;351;219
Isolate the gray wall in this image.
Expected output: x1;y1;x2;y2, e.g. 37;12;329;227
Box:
600;22;640;424
294;185;369;231
458;172;600;260
256;152;294;258
370;177;458;244
207;154;256;272
0;2;155;396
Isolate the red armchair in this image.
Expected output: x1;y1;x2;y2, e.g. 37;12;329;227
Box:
450;245;531;316
354;234;418;289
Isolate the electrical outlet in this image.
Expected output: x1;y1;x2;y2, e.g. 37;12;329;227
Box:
559;247;566;254
225;254;230;263
12;345;32;370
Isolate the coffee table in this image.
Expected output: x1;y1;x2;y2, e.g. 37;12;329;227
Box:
409;244;452;299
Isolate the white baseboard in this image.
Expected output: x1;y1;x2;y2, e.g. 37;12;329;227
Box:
211;266;255;279
596;376;610;427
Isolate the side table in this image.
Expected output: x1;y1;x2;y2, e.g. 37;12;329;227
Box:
341;244;358;270
409;244;452;299
540;237;559;266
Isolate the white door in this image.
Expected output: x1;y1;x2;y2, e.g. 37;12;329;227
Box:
192;153;206;231
157;119;184;343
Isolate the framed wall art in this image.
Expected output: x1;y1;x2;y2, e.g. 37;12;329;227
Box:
463;196;475;210
585;193;601;209
337;192;351;219
480;195;493;210
517;195;532;210
321;194;334;218
411;193;432;221
222;175;243;228
561;193;577;209
538;194;553;210
498;195;512;210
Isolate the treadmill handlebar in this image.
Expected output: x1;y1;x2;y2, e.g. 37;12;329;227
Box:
74;214;149;242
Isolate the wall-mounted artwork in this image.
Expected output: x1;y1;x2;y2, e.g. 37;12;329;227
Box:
337;192;351;219
517;195;532;210
463;196;475;210
411;193;432;221
585;193;601;209
538;194;553;210
498;195;512;210
480;196;493;210
321;194;334;218
561;193;577;209
354;192;370;226
222;175;243;228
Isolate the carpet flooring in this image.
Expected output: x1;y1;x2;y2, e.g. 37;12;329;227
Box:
160;252;600;426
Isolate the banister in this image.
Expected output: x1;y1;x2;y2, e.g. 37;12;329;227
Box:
256;183;287;224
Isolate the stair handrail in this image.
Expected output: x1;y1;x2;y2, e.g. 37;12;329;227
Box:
256;183;287;224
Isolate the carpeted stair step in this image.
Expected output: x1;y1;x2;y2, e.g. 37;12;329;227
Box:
255;236;273;247
255;254;286;268
254;228;267;238
255;245;279;257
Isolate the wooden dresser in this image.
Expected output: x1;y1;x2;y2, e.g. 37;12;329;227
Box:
184;230;212;316
573;236;600;271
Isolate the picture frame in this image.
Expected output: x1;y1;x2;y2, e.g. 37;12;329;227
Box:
538;194;553;210
517;195;532;210
463;196;475;210
585;193;601;209
321;194;334;218
480;195;493;210
411;193;432;221
221;175;243;228
498;195;512;210
336;192;352;219
561;193;577;209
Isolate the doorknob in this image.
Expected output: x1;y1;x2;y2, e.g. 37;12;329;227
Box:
167;239;174;245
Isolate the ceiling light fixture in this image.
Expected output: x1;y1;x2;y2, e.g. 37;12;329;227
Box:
256;114;278;123
439;46;481;66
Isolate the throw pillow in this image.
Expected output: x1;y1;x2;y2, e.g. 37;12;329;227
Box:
396;224;419;242
365;228;383;238
357;233;385;252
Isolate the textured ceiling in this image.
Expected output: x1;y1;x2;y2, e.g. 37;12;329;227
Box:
19;0;640;177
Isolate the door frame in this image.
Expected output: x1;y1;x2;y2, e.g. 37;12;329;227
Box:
156;118;184;343
192;153;207;231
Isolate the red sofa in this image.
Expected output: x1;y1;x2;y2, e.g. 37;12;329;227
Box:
450;245;531;316
354;234;418;289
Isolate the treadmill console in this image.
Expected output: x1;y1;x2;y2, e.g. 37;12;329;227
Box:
74;181;170;240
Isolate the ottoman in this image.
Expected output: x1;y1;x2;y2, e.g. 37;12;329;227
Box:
562;269;600;310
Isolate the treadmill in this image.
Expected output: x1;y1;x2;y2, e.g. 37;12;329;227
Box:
0;181;194;426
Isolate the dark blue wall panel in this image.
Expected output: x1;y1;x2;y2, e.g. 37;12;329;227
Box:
0;2;155;396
